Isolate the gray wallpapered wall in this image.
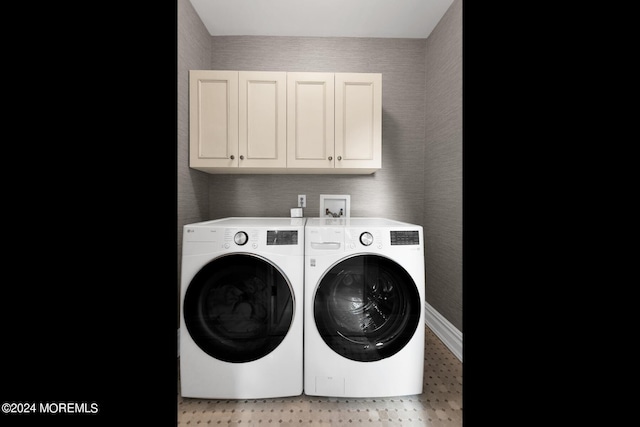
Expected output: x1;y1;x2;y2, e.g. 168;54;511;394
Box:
177;0;462;332
424;0;463;331
178;0;210;231
177;0;211;323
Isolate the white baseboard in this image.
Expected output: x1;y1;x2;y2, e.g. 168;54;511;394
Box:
424;301;463;362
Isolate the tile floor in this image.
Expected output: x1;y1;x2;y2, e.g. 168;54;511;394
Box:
178;326;462;426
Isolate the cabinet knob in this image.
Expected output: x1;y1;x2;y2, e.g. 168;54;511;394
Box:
337;156;342;161
230;155;235;160
328;156;333;161
240;155;245;160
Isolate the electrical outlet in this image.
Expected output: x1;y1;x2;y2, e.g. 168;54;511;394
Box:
298;195;306;208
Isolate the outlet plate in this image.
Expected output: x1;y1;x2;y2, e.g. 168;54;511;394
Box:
298;195;306;208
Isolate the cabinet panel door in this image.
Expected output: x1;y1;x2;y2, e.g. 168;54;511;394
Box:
287;72;334;169
189;70;239;168
335;73;382;170
239;71;287;168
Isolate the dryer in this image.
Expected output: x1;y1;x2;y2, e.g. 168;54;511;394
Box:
304;218;425;397
180;217;305;399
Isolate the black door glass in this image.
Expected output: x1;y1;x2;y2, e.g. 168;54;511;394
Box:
184;254;294;363
313;255;420;362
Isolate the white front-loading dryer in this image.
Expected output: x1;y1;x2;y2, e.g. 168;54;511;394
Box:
180;217;306;399
304;218;425;398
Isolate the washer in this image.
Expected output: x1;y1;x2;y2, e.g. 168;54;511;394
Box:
304;218;425;397
180;217;306;399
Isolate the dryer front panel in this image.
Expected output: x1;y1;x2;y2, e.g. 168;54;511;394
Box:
184;253;294;363
313;254;421;362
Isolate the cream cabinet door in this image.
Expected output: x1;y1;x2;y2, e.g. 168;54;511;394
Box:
239;71;287;168
189;70;239;169
335;73;382;170
287;72;335;169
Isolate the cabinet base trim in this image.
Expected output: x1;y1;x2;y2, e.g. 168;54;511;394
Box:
190;166;380;175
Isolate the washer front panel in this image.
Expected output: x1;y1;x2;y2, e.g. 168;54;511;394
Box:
184;253;295;363
313;254;421;362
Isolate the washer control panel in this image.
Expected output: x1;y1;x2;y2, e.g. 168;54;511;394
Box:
343;229;383;250
183;219;305;257
266;230;298;245
390;230;420;245
222;229;299;248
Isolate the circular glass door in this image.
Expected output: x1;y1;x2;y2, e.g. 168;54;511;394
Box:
183;254;294;363
313;254;420;362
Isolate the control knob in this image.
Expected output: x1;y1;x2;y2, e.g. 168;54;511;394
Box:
234;231;248;246
360;232;374;246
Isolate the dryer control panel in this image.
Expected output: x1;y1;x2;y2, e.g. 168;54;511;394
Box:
390;230;420;245
266;230;298;245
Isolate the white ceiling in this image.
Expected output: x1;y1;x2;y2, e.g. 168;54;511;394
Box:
189;0;454;39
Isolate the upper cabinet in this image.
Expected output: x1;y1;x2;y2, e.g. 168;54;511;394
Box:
189;70;238;169
287;72;335;170
189;70;286;171
335;73;382;171
239;71;287;169
189;70;381;174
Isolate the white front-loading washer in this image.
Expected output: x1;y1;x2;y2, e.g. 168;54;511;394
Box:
180;217;305;399
304;217;425;398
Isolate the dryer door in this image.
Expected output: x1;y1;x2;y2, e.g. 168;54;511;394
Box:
184;254;294;363
313;254;421;362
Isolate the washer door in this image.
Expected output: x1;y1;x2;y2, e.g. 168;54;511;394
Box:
184;254;294;363
313;254;420;362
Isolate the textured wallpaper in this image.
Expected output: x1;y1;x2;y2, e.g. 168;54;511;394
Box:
424;0;463;331
177;0;212;322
